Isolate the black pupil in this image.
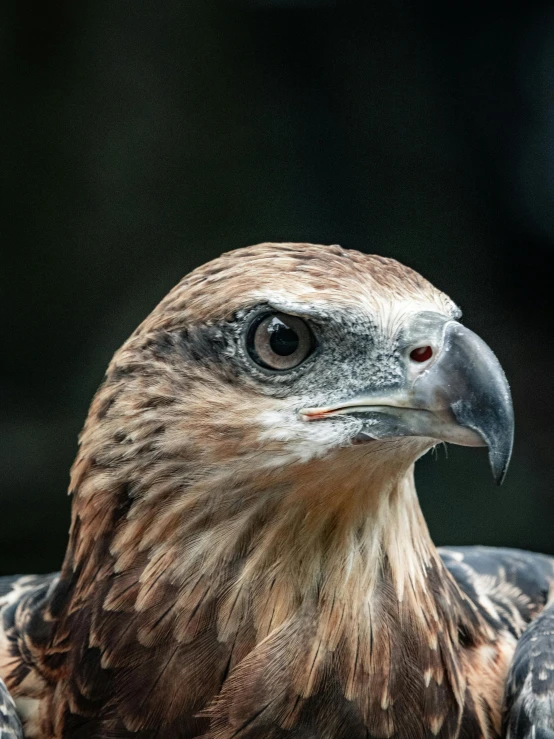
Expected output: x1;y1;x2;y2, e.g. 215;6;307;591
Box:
268;318;299;356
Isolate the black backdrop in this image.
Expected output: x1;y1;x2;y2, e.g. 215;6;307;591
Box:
2;0;554;575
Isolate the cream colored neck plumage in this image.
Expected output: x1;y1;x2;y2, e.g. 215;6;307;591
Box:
64;433;481;737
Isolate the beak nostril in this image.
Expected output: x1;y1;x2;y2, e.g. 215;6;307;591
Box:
410;345;433;363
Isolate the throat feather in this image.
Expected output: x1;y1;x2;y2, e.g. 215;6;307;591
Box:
107;446;450;644
60;443;490;736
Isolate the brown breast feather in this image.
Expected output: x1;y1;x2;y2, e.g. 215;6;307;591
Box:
0;243;535;738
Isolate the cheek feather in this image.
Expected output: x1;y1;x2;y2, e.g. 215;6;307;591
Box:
257;409;363;466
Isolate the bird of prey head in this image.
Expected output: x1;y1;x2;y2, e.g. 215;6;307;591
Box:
93;241;512;485
2;243;523;739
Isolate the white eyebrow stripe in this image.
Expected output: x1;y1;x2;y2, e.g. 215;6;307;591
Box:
249;290;457;337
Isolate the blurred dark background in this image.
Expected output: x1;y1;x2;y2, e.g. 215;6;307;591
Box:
1;0;554;574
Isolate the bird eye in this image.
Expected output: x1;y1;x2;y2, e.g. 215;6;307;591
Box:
410;345;433;363
246;313;315;371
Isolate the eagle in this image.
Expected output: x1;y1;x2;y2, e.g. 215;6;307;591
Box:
1;242;554;739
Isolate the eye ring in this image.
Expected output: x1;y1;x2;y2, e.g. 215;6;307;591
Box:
246;312;316;372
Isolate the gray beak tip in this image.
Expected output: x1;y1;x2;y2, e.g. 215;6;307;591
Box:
489;432;514;486
443;323;514;487
492;457;509;486
486;404;514;486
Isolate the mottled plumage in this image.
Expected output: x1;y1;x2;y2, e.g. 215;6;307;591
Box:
1;677;22;739
1;243;553;739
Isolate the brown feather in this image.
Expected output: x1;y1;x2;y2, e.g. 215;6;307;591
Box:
1;243;551;738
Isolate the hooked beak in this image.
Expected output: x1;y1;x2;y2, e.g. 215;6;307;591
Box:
301;320;514;485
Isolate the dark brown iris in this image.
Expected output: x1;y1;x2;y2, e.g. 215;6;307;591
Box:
247;313;314;371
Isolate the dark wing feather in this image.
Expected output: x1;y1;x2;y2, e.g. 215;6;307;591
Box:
504;600;554;739
440;546;554;739
0;572;60;736
439;546;554;637
0;676;22;739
